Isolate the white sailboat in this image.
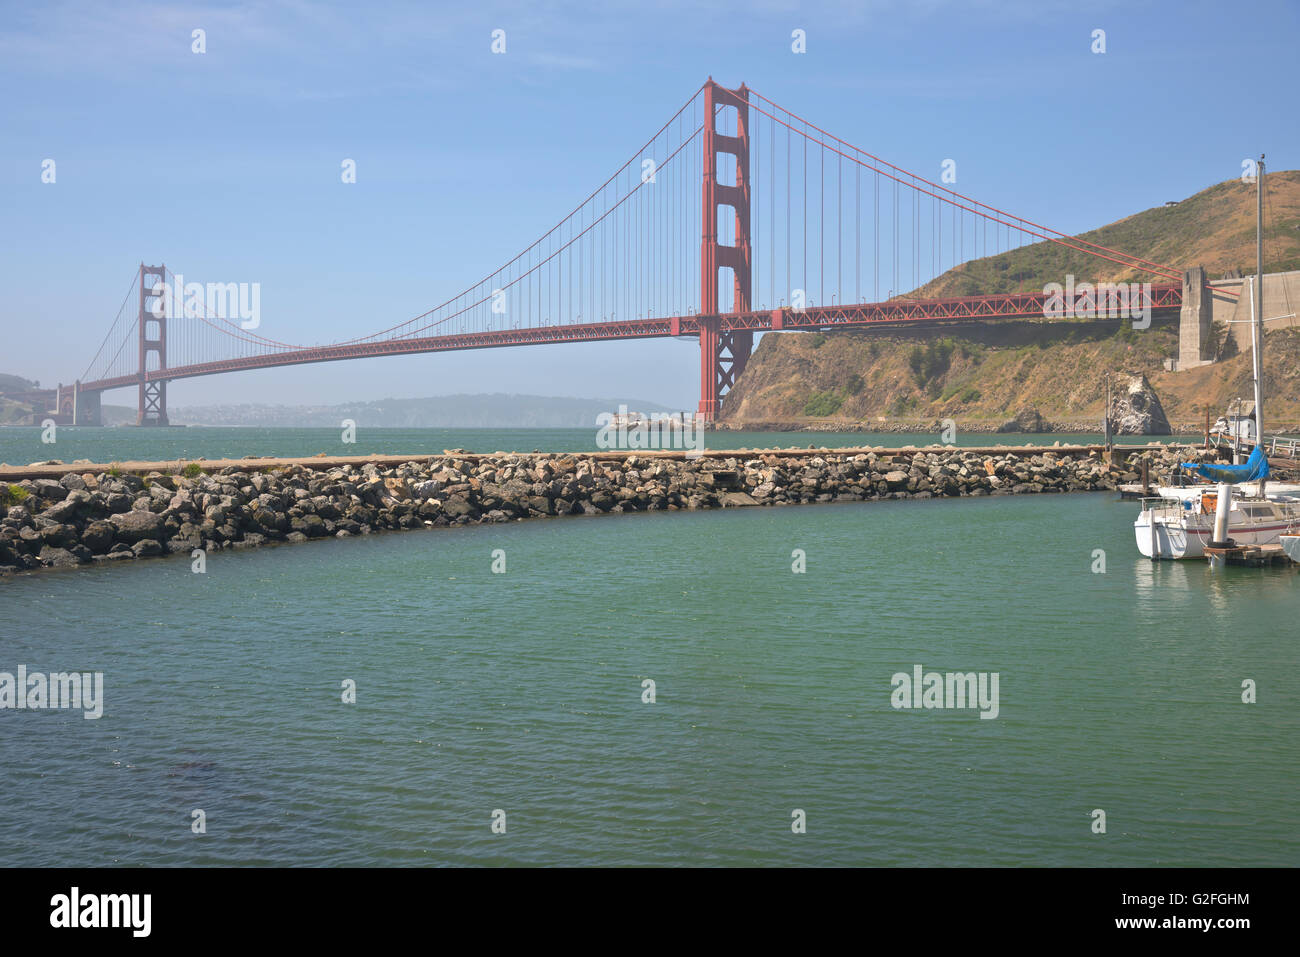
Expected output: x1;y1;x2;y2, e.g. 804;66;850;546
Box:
1135;485;1300;559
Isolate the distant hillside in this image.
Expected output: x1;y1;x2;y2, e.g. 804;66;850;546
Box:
0;373;40;393
102;405;137;426
171;393;680;428
913;171;1300;298
0;398;33;425
722;172;1300;431
0;374;39;425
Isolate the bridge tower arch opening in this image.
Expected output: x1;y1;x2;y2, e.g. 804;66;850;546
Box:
137;263;169;426
698;80;753;421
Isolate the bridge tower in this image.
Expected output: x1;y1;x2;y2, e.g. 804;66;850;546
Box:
698;79;753;421
137;263;169;426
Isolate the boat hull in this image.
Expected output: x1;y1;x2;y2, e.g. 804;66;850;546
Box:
1135;510;1296;559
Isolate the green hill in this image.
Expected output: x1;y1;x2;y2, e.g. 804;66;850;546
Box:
721;172;1300;432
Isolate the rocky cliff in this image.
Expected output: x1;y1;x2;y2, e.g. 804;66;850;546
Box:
720;322;1300;433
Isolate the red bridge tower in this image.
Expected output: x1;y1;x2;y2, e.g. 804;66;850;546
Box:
698;79;753;421
137;263;168;426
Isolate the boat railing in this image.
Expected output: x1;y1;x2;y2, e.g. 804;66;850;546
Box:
1139;496;1188;519
1207;432;1300;458
1266;434;1300;458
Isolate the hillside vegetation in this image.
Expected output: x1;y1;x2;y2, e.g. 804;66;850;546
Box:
722;172;1300;431
724;320;1300;431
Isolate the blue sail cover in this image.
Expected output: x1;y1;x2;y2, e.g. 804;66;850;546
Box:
1181;444;1270;483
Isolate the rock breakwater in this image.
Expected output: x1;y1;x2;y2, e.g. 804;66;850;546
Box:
0;445;1208;574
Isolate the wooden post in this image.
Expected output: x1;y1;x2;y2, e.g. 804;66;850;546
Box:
1142;458;1151;496
1103;373;1112;450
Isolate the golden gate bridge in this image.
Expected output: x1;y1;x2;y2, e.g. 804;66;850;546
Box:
38;79;1192;426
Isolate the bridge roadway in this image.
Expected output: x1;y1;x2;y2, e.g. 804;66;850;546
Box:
70;283;1188;396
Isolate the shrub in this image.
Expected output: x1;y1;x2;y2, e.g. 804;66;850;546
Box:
909;338;956;385
806;333;827;349
907;345;925;380
846;373;865;395
182;463;203;478
802;390;844;417
885;393;918;417
1;484;30;507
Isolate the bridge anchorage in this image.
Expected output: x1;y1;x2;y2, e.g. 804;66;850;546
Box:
54;77;1222;428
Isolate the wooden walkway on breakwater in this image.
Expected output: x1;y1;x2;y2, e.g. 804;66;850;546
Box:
0;444;1177;481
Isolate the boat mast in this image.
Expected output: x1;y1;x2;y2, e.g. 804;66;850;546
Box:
1252;154;1265;445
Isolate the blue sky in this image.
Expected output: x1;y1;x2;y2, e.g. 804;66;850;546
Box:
3;0;1297;410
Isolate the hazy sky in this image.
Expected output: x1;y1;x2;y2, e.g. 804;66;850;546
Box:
3;0;1297;409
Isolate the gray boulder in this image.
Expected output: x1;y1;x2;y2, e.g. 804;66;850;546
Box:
81;521;116;553
38;545;81;567
109;509;166;543
997;408;1048;433
1108;374;1171;435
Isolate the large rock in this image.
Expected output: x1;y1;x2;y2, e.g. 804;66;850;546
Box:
997;408;1048;433
883;470;910;490
442;495;478;518
108;509;166;543
39;523;78;548
38;545;81;567
31;479;67;501
81;521;116;554
39;498;81;523
1108;374;1171;435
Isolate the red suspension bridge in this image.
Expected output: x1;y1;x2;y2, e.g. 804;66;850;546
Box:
38;79;1192;426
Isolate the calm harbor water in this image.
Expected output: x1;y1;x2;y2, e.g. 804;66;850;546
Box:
1;482;1296;866
0;426;1169;467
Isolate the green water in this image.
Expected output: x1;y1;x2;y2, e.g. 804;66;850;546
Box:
0;426;1169;468
1;491;1296;866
